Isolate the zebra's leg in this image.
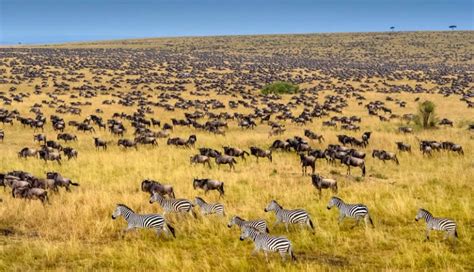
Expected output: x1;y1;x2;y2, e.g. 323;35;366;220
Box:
351;217;361;229
280;250;286;262
264;251;269;263
338;214;345;224
285;223;289;232
156;228;162;237
425;229;430;241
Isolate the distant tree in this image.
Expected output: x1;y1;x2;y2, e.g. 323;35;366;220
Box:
449;25;457;30
261;81;299;95
390;26;395;31
414;101;438;129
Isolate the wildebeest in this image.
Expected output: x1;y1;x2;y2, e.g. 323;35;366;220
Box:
63;147;78;159
0;130;4;142
33;133;46;143
18;147;38;158
141;179;175;198
46;172;79;191
399;126;413;134
223;146;249;160
304;129;324;143
57;133;77;142
250;146;272;162
193;178;224;197
13;187;49;204
311;174;338;199
372;150;399;164
341;155;366;176
396;142;411;152
118;139;137;149
199;147;222;158
299;153;316;175
39;149;62;164
215;155;237;170
94;137;108;150
167;135;196;148
270;139;291;151
190;154;212;168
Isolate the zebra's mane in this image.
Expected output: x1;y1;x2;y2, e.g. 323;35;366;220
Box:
117;204;134;213
419;208;431;215
272;200;283;209
331;196;343;202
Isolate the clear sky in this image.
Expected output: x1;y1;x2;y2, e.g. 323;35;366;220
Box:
0;0;472;44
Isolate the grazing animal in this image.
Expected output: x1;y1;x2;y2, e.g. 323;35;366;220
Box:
264;200;315;233
18;147;38;158
415;208;458;241
149;192;196;218
94;137;108;150
118;139;137;149
141;179;175;198
193;178;224;197
63;147;78;160
311;174;337;199
38;150;62;164
396;142;411;152
194;197;225;216
299;153;316;175
46;172;79;191
223;146;249;160
227;216;269;233
250;146;272;162
199;147;222;158
13;187;49;204
111;204;175;238
372;150;399;164
0;130;4;142
341;155;366;176
304;129;324;143
190;154;212;168
215;155;237;170
327;196;374;228
239;226;296;262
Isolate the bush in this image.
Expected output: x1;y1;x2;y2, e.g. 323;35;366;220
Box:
414;100;437;129
261;81;299;95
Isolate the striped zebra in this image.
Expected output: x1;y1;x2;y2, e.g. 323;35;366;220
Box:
227;216;269;233
111;204;175;238
264;200;315;233
149;192;197;218
327;196;374;228
415;208;458;241
239;226;296;262
194;197;225;216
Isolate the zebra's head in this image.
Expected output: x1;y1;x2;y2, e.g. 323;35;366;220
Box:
415;208;430;221
327;196;341;210
149;192;161;204
239;226;254;241
227;216;242;228
112;204;129;220
264;200;281;212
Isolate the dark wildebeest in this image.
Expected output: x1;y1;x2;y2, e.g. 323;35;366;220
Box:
30;177;58;192
13;187;49;204
341;155;366;176
215;155;237;170
199;147;222;158
348;149;366;159
300;153;316;175
94;137;108;150
304;129;324;143
118;139;137;149
39;150;62;164
190;154;212;168
57;133;77;142
441;141;464;155
135;136;158;146
250;147;272;162
167;135;196;148
193;178;224;198
141;179;175;198
270;139;291;151
362;131;371;145
46;172;79;191
18;147;38;158
396;142;411;152
223;146;249;160
0;130;4;142
63;147;78;160
34;133;46;143
311;174;338;199
399;126;413;134
372;150;399;164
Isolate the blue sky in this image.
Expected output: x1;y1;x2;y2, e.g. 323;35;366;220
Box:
0;0;472;44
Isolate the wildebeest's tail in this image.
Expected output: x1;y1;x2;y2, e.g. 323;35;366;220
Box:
167;223;176;238
220;183;224;195
243;151;249;156
70;181;80;186
395;156;400;165
362;164;366;176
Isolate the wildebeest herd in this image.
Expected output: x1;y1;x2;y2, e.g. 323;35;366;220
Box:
0;32;472;269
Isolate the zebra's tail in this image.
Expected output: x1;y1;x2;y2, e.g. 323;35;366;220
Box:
266;226;270;233
454;229;458;238
368;215;375;228
191;209;198;219
290;248;297;262
167;223;176;238
308;218;315;234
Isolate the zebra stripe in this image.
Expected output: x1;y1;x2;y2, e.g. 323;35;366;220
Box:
111;204;175;238
227;216;269;233
264;200;315;233
327;196;374;228
194;197;225;216
239;226;296;262
150;193;196;218
415;208;458;240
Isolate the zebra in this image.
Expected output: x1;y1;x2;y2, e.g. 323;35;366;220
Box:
227;216;269;233
111;204;175;238
327;196;374;228
149;192;197;218
415;208;458;241
264;200;315;233
194;197;225;216
239;226;296;262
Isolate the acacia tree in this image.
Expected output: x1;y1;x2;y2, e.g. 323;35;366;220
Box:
414;101;437;128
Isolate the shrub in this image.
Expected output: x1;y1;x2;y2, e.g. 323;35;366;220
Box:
414;100;437;129
261;81;299;95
